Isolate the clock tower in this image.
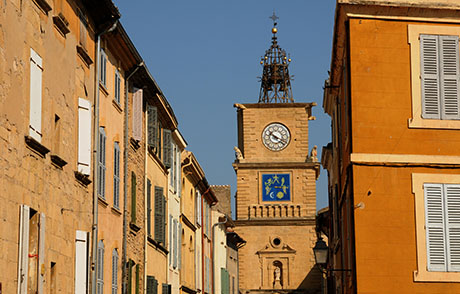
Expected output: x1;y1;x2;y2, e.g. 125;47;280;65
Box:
233;14;321;294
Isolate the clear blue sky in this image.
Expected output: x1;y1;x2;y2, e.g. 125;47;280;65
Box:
112;1;336;212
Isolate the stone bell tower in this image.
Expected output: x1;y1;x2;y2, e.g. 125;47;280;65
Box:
233;13;322;294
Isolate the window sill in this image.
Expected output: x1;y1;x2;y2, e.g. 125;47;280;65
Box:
130;222;141;233
414;270;460;282
409;117;460;130
111;206;122;215
25;135;50;158
76;45;93;67
53;14;70;36
33;0;51;14
74;170;91;186
147;146;168;173
112;99;123;113
50;154;67;168
98;196;108;207
147;236;169;254
99;82;109;96
130;138;141;150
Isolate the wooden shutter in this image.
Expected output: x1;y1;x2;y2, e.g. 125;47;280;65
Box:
112;249;118;294
440;35;460;120
169;214;173;265
163;129;172;168
162;283;170;294
178;223;182;270
115;70;121;104
135;264;140;294
113;143;120;209
100;49;106;86
221;268;229;294
146;276;158;294
173;219;177;268
445;184;460;271
75;231;88;294
97;241;104;294
127;260;133;294
421;35;441;119
154;186;165;243
78;98;92;175
425;183;447;271
147;179;152;236
98;128;106;198
132;88;143;141
29;48;43;142
131;172;137;223
38;213;45;293
147;104;158;148
18;205;30;294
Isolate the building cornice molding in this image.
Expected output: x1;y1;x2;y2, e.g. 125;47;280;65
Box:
351;153;460;167
235;218;315;227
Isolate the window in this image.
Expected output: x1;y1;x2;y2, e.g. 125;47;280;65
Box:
29;48;43;142
408;25;460;129
75;231;89;294
112;249;119;294
154;186;166;244
163;129;172;168
114;69;121;105
78;98;92;175
169;215;173;266
97;241;104;294
173;219;177;269
113;142;120;209
412;173;460;281
132;88;143;141
196;191;202;226
78;10;87;49
131;172;136;223
18;205;45;294
146;276;158;294
178;224;182;269
98;127;106;199
420;34;460;120
100;49;107;87
147;179;152;236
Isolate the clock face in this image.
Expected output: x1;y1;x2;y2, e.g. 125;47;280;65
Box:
262;123;290;151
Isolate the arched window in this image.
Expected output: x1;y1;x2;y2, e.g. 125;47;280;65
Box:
112;249;119;294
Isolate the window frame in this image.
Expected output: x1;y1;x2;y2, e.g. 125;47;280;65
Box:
408;24;460;129
412;173;460;281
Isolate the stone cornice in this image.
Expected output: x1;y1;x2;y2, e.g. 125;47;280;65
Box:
235;218;315;226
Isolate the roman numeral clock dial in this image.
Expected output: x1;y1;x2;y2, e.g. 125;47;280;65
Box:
262;122;290;151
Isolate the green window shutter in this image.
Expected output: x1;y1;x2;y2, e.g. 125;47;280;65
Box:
113;142;120;209
127;260;133;294
154;186;165;243
147;179;152;236
445;184;460;271
420;34;441;119
439;35;460;120
221;268;229;294
162;283;170;294
135;264;140;294
147;104;158;149
169;214;173;265
147;276;158;294
163;129;172;168
425;183;446;271
98;127;106;198
131;172;137;223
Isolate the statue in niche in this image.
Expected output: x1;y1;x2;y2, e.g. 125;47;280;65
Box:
273;261;283;289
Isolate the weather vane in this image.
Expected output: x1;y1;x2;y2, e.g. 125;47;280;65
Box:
258;11;294;103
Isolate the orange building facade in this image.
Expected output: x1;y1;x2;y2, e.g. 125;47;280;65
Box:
322;0;460;293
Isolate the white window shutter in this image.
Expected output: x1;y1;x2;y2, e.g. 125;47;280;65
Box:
112;249;118;294
78;98;92;175
18;205;30;294
173;219;177;268
420;35;441;119
38;213;45;294
132;88;143;141
29;48;43;142
75;231;88;294
424;183;447;271
97;241;104;294
445;184;460;271
440;35;460;120
178;223;182;270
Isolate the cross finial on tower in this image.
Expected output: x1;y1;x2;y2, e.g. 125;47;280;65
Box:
269;11;279;25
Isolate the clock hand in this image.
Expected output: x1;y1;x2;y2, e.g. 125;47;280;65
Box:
270;132;288;144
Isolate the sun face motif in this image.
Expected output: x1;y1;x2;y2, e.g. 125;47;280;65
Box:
262;123;290;151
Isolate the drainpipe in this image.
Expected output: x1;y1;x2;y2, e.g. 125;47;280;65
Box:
122;62;143;294
212;215;227;294
143;89;148;294
91;20;118;294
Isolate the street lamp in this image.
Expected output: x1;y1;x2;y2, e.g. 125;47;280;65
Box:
313;236;328;267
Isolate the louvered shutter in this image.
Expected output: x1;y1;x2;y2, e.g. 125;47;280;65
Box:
162;284;170;294
440;35;460;120
178;223;182;270
38;213;45;293
131;172;136;223
147;104;158;149
18;205;30;294
100;49;106;86
112;249;118;294
114;143;120;209
75;231;88;294
445;184;460;271
147;179;152;236
132;88;143;141
425;183;447;271
421;35;441;119
135;264;140;294
78;98;92;175
98;128;106;198
115;70;121;104
169;214;173;265
173;219;177;268
163;130;172;168
97;241;104;294
146;276;156;294
221;268;229;294
127;260;133;294
154;186;164;243
29;48;43;142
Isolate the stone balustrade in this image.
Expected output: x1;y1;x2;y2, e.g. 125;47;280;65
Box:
248;204;302;218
